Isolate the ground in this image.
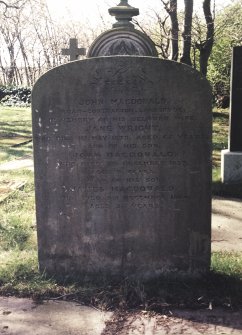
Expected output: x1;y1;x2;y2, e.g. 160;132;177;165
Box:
212;197;242;252
1;296;242;334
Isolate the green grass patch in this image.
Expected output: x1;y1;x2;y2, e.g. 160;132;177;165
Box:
212;108;229;169
0;106;32;137
0;258;241;310
211;251;242;278
0;250;75;298
0;170;35;251
0;249;241;309
0;106;32;163
0;168;33;183
211;109;242;197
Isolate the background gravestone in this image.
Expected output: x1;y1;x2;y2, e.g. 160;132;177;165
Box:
61;38;86;61
32;1;212;280
221;46;242;183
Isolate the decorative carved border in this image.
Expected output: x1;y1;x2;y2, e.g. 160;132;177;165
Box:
87;28;158;58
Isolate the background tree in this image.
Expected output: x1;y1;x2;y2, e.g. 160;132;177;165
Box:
0;0;239;97
0;0;21;11
195;0;215;76
161;0;179;60
207;0;242;103
0;0;99;86
180;0;193;65
136;0;214;76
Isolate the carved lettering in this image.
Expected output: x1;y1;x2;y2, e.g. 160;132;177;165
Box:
38;90;205;210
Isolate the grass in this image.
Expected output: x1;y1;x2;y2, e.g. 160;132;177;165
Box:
212;108;229;170
0;251;73;298
0;171;35;251
212;108;242;198
212;251;242;278
0;105;241;309
0;106;32;163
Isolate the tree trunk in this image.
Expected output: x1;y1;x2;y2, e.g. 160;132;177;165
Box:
162;0;179;60
7;44;16;85
169;0;179;61
199;0;214;76
0;55;7;85
180;0;193;65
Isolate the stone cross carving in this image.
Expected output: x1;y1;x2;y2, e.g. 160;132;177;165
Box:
62;38;86;61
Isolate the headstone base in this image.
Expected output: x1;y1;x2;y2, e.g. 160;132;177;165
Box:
221;149;242;183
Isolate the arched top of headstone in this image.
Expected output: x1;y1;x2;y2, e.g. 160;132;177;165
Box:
87;1;158;58
87;28;158;58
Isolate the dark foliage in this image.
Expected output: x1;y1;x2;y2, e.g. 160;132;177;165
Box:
0;86;31;106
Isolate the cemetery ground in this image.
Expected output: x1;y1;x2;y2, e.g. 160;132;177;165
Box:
0;105;242;334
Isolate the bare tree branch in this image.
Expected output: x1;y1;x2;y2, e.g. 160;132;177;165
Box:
0;0;19;9
161;0;179;60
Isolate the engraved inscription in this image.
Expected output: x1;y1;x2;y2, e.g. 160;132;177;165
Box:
37;92;206;212
35;69;210;215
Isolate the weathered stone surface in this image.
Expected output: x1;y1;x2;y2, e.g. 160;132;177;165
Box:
221;46;242;184
229;46;242;152
87;28;158;57
32;56;212;280
61;38;86;62
221;149;242;183
108;0;139;29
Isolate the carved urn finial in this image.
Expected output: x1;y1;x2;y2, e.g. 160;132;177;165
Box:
108;0;139;29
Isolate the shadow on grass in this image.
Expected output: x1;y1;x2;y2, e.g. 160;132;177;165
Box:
213;142;228;151
2;270;240;311
213;111;229;119
63;271;242;311
0;145;33;163
0;122;32;138
94;272;242;332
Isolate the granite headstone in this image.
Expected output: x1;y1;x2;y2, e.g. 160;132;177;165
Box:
221;46;242;183
32;56;212;280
